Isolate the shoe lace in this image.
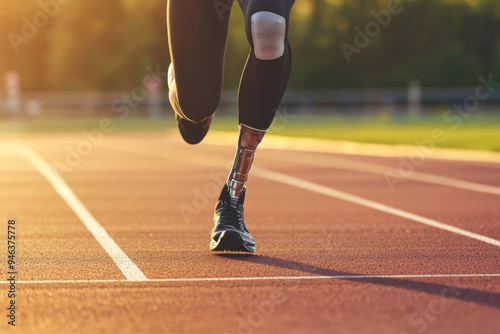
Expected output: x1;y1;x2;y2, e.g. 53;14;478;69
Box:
218;202;245;230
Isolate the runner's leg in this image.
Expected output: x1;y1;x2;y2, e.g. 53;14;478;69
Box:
225;0;295;200
167;0;234;123
237;0;295;129
211;0;295;252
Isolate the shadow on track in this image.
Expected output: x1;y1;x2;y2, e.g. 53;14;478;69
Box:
217;254;500;310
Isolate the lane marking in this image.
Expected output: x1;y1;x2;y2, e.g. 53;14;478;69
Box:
452;161;500;170
260;151;500;196
105;143;500;248
253;167;500;247
109;140;500;196
1;273;499;284
13;141;148;282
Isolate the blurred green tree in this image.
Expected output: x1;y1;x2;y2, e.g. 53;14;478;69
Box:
1;0;499;91
1;1;51;91
47;0;156;90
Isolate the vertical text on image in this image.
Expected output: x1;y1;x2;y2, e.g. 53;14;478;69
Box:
6;219;17;326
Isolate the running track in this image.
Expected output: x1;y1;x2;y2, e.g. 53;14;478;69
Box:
1;132;499;334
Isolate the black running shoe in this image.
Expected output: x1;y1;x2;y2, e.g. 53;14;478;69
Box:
210;184;255;253
175;113;213;145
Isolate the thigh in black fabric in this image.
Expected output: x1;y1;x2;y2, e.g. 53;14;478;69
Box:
167;0;234;122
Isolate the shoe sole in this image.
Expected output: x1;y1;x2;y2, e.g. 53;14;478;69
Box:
176;114;213;145
210;231;255;253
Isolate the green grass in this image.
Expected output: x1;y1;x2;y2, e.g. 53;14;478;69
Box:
2;111;500;151
264;114;500;152
212;112;500;152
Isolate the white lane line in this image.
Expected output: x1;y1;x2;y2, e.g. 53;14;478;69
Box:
252;167;500;248
14;141;148;282
261;151;500;196
104;144;500;248
124;141;500;196
1;273;499;284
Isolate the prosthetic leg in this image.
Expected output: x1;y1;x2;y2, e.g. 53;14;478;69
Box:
226;124;266;207
210;1;294;253
210;124;266;253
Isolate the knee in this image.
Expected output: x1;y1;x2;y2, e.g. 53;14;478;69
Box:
250;11;287;60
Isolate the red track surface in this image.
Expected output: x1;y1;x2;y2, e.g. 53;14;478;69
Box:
1;133;499;334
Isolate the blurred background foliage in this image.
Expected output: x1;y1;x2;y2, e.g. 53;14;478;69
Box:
1;0;500;91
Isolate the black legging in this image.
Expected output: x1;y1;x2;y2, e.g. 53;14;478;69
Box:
167;0;294;130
